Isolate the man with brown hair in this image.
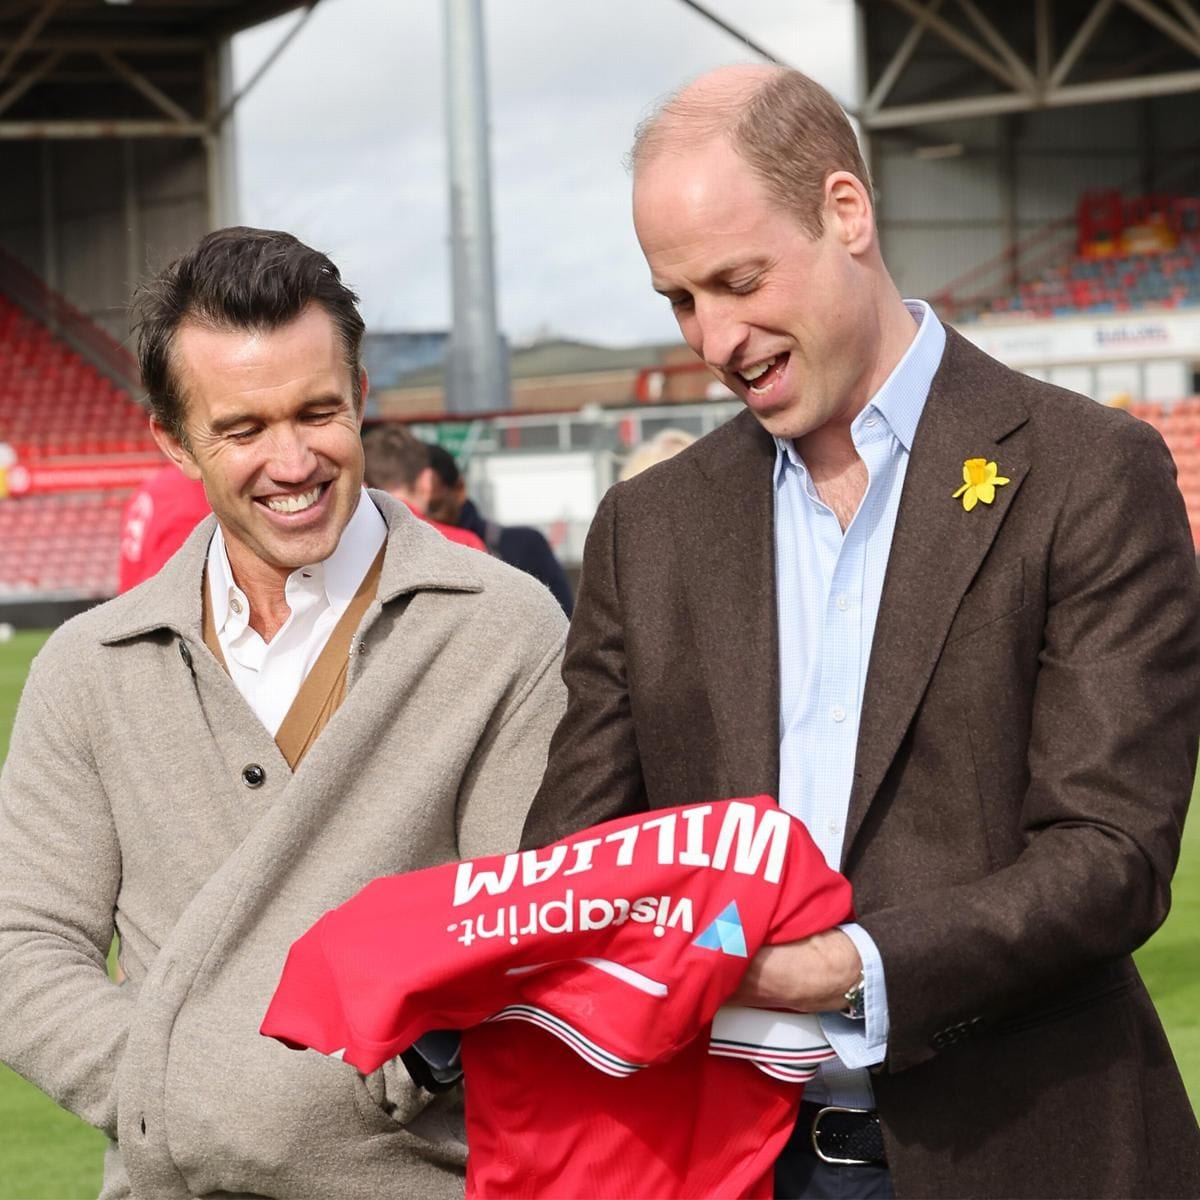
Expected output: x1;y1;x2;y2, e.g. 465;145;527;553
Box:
0;227;566;1199
522;66;1200;1198
361;422;485;550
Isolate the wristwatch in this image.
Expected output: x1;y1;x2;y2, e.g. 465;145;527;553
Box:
841;972;867;1020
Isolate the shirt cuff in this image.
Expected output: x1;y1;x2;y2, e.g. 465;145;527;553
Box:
818;922;890;1069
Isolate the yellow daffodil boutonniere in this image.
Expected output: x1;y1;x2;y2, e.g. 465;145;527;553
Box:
953;457;1010;511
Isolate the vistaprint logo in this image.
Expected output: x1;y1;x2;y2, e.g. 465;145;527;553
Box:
447;892;694;947
445;801;791;950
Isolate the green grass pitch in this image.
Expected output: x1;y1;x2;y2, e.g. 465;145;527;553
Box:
0;629;1196;1197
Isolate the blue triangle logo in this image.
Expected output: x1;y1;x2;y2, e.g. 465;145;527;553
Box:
693;900;748;958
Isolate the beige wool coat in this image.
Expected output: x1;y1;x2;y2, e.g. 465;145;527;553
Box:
0;491;567;1200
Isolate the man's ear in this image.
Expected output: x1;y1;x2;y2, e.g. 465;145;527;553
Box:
150;416;202;482
413;466;436;512
357;368;370;428
825;171;874;256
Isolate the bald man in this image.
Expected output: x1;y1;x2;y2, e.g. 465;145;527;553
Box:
521;66;1200;1199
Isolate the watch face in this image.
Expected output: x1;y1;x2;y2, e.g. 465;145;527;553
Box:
842;976;866;1020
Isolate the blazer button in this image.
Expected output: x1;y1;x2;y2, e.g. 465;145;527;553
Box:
242;764;265;788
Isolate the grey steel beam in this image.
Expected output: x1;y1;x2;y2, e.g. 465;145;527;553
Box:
1168;0;1200;39
1035;0;1054;84
866;65;1200;127
0;0;63;86
864;0;941;116
98;49;196;125
207;38;238;226
0;118;207;137
444;0;507;414
1049;0;1116;88
0;47;60;116
0;37;205;53
216;1;320;126
881;0;1020;89
955;0;1039;95
1119;0;1200;56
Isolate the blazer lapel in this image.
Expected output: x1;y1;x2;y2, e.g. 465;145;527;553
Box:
844;331;1030;857
672;412;780;797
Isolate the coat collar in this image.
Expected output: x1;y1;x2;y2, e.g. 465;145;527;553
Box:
100;490;484;646
843;327;1030;854
670;410;781;797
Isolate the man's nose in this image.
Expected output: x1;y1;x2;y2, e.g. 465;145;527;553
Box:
265;424;318;482
693;296;748;371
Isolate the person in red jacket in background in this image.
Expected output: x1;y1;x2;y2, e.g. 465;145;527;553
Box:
117;463;211;593
361;424;485;551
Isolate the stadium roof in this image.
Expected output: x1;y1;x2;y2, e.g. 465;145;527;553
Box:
0;1;303;45
863;0;1200;130
0;0;306;139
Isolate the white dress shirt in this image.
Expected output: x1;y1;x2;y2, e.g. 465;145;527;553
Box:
774;300;947;1107
206;490;386;736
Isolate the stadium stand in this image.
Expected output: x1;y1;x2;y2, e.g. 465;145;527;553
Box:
1130;397;1200;549
984;192;1200;319
0;295;152;461
986;237;1200;318
0;254;157;601
0;492;126;599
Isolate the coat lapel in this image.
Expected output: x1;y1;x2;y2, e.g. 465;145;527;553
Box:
843;331;1030;857
672;411;780;796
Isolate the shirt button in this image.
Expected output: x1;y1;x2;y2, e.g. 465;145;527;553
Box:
831;705;846;723
865;416;878;428
230;597;243;615
835;594;848;612
827;820;839;835
241;764;265;788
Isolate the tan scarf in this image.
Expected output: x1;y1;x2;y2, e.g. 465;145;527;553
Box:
201;546;385;770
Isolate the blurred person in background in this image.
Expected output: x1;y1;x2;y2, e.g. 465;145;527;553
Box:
425;442;574;616
361;423;485;551
117;462;211;593
0;227;566;1200
521;65;1200;1199
618;427;696;482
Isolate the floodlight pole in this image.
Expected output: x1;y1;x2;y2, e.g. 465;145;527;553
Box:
444;0;508;413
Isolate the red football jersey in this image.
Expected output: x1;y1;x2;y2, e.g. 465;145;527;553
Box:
117;465;210;593
262;797;854;1198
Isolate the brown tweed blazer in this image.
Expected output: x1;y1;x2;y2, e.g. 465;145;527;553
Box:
522;329;1200;1198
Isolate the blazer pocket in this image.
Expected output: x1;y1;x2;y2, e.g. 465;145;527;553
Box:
994;968;1136;1036
945;558;1026;646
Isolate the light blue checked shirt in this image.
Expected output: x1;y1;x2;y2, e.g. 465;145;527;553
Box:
774;300;946;1108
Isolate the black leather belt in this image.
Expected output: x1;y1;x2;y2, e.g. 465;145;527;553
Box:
797;1102;887;1167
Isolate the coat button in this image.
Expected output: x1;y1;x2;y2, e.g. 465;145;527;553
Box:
242;764;265;788
178;640;193;669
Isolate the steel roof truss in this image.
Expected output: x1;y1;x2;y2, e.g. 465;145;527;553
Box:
0;0;62;87
98;48;195;125
865;0;942;114
866;0;1200;128
1120;0;1200;55
882;0;1023;89
0;47;61;117
955;0;1040;93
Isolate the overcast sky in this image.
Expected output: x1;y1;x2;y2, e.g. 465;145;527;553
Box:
232;0;857;348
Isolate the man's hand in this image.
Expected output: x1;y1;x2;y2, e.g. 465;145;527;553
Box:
729;928;863;1013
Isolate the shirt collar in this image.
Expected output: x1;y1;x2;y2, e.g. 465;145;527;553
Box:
206;488;387;636
773;299;946;475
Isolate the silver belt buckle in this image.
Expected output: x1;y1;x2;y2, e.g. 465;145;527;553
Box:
811;1104;876;1166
